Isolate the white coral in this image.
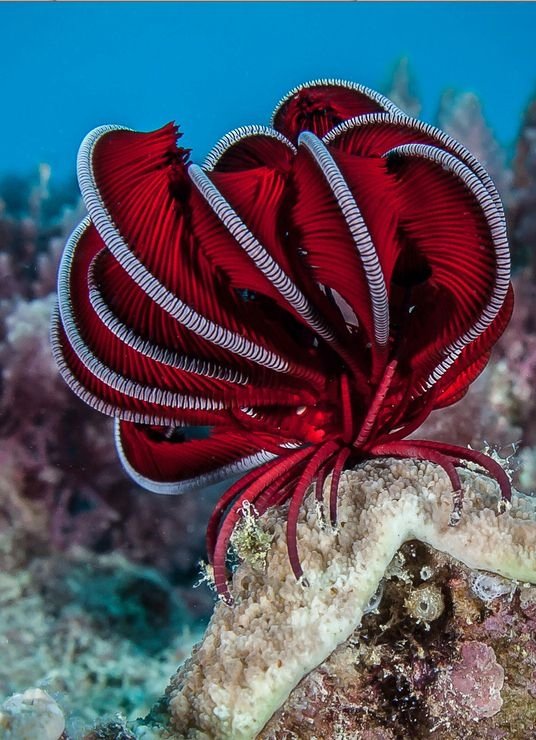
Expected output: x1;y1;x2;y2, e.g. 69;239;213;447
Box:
165;459;536;740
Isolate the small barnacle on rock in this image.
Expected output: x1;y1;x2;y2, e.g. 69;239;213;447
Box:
404;584;445;627
420;565;434;581
385;552;413;585
230;501;273;569
363;580;385;615
469;571;516;604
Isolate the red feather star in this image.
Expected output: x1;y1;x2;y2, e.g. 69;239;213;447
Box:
52;80;514;603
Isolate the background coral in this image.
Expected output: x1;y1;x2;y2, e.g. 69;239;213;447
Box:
0;291;219;610
509;97;536;275
0;526;201;736
0;197;222;614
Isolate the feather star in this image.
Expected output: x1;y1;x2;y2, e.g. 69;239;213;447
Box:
51;80;513;604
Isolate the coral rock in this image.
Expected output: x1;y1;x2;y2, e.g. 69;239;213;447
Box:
0;688;64;740
161;459;536;739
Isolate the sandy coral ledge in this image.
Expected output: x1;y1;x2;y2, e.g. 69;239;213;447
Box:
158;458;536;740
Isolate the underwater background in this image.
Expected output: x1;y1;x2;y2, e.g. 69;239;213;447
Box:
1;2;536;737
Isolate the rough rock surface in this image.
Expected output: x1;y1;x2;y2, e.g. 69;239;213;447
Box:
158;460;536;739
259;545;536;739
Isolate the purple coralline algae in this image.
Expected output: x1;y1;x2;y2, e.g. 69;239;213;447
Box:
448;642;505;719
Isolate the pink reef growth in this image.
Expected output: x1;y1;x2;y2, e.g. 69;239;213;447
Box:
448;641;504;719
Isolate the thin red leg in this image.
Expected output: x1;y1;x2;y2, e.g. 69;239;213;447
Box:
286;440;340;580
372;390;438;445
211;447;313;603
354;360;398;447
369;440;463;524
315;459;331;502
340;373;354;445
411;440;512;503
255;455;311;514
329;446;352;526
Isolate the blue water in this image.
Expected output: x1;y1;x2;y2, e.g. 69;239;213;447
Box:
1;1;535;183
